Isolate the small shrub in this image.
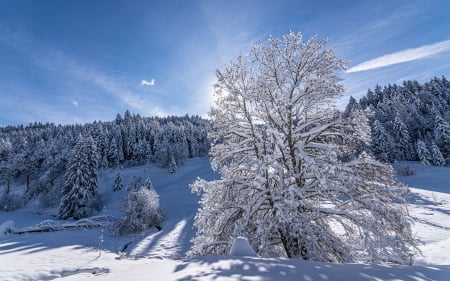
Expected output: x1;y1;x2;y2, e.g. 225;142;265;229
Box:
399;165;415;176
111;187;164;235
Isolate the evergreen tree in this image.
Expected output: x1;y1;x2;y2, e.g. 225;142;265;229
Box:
371;120;395;162
57;135;100;219
144;176;154;190
416;140;431;165
343;96;358;117
393;115;412;160
169;155;177;173
430;142;445;166
434;115;450;154
107;137;119;167
113;173;123;192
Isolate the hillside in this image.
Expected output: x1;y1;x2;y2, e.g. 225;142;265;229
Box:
0;113;211;213
1;158;450;280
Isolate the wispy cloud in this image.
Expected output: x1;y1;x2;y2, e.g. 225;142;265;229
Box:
0;27;173;123
141;78;155;86
346;39;450;73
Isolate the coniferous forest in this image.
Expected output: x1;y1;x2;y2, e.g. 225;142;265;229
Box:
0;111;210;210
1;76;450;215
345;76;450;165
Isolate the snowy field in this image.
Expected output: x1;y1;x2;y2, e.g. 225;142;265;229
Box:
1;158;450;281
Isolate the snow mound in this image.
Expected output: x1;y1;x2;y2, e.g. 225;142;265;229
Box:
229;236;257;257
0;220;14;236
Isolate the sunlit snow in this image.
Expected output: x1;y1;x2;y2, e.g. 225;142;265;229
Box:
1;159;450;280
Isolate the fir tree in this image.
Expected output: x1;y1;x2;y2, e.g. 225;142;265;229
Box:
430;142;445;166
57;135;100;219
416;140;431;165
169;155;177;173
113;173;123;192
144;176;154;190
371;120;395;162
393;115;412;160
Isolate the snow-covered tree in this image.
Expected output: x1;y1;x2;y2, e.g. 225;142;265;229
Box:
190;32;416;263
371;120;395;162
434;115;450;155
57;135;100;219
113;173;123;192
430;142;445;166
112;186;163;235
416;140;431;165
169;155;177;173
392;115;413;160
144;176;154;190
107;136;119;167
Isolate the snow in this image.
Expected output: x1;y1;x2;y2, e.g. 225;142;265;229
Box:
1;158;450;280
0;220;13;237
229;237;258;257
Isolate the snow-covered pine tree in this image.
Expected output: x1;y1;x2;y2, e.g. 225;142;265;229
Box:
107;137;119;167
416;139;431;165
434;114;450;156
393;115;413;160
190;32;416;263
57;135;100;219
144;176;154;190
113;173;123;192
371;120;395;162
430;142;445;166
169;155;177;173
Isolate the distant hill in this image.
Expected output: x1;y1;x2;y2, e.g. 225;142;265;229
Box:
0;111;210;208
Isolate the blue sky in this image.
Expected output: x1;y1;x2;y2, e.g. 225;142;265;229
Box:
1;0;449;126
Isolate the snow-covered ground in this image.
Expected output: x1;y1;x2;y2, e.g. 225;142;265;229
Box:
1;159;450;281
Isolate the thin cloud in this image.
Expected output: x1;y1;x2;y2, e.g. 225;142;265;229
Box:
141;78;155;86
72;100;79;107
346;39;450;73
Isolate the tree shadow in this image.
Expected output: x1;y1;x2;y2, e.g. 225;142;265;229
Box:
407;191;442;206
407;191;450;218
173;256;450;281
125;216;194;259
0;227;132;256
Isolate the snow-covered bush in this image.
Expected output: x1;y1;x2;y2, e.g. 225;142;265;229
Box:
399;165;415;176
111;187;164;235
0;220;14;236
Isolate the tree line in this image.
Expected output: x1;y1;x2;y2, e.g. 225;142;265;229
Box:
345;76;450;165
0;112;210;208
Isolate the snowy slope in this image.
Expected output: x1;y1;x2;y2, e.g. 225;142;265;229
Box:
1;159;450;281
394;162;450;265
